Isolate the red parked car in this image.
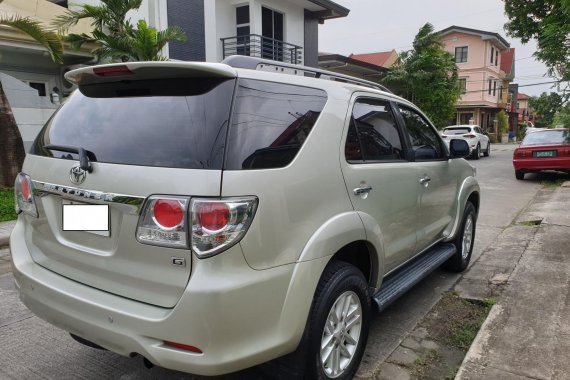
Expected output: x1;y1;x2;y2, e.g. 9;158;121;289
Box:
513;128;570;180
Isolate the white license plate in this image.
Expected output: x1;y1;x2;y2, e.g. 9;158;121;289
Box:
62;202;110;237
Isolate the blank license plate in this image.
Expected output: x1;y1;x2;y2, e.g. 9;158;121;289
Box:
62;203;110;236
533;151;556;158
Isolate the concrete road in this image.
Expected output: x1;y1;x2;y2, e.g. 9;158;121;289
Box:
0;144;556;379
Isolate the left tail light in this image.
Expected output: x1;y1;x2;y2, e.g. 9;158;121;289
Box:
14;173;38;218
136;195;258;256
191;197;258;258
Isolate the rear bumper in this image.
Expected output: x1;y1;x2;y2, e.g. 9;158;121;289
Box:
513;157;570;172
10;218;328;376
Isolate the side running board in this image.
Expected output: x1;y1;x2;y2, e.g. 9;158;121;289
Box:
373;243;456;312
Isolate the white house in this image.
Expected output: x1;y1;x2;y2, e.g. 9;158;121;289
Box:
1;0;349;150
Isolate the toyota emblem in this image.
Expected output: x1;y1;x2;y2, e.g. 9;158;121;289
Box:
69;165;87;185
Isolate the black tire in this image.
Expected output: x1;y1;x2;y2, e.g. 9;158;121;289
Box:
515;170;524;180
471;144;481;160
443;201;476;272
305;261;371;380
483;142;490;157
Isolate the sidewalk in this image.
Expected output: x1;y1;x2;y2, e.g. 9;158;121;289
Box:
456;185;570;380
0;220;16;248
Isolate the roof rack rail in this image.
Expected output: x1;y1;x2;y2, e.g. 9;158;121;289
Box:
222;55;392;94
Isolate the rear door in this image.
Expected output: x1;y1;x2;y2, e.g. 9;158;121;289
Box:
23;69;236;307
340;96;419;273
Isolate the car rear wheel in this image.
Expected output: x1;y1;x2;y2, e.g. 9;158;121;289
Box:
471;144;481;160
305;261;371;380
515;170;524;180
444;201;476;272
483;142;490;157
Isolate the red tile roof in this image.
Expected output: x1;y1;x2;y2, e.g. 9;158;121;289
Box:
349;50;396;68
517;92;530;100
501;48;515;74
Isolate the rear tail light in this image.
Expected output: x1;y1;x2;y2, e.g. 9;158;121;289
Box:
514;149;527;158
136;195;258;255
14;173;38;218
191;197;258;258
463;134;477;138
441;135;447;139
137;196;189;248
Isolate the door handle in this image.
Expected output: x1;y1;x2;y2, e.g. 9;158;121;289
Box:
353;185;372;196
419;176;431;187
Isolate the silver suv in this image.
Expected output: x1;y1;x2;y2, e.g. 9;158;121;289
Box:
11;56;479;379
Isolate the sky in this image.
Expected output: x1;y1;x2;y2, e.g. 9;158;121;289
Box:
318;0;565;97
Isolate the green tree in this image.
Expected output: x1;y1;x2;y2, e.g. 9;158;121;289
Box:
0;9;64;187
55;0;186;62
496;110;509;142
552;107;570;128
504;0;570;83
529;92;564;127
382;23;460;128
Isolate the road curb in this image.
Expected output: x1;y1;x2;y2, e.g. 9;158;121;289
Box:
455;304;504;379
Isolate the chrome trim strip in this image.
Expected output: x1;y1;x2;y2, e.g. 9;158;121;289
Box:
32;180;145;215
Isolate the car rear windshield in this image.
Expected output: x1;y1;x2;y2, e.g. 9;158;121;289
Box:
30;78;235;169
521;130;570;146
443;127;470;135
224;79;328;170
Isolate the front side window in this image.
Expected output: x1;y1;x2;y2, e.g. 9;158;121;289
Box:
398;106;444;160
225;79;327;170
345;99;405;163
455;46;468;63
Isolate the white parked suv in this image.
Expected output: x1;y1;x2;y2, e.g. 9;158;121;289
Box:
441;125;491;159
11;57;479;379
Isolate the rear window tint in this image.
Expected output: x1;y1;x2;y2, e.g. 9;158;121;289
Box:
444;127;471;135
30;78;235;169
521;130;570;146
225;79;327;170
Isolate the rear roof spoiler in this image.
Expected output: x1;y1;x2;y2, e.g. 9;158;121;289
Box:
65;61;238;87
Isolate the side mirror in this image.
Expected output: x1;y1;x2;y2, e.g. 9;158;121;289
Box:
449;139;470;159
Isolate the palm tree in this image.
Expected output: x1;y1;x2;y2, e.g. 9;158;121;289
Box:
55;0;186;62
0;9;64;187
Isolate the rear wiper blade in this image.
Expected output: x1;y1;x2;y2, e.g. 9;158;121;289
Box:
44;144;97;173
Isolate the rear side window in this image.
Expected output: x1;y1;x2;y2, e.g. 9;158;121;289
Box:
225;79;327;170
345;99;405;163
30;78;235;169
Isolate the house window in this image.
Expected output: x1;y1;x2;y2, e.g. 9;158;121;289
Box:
495;50;499;66
28;81;47;97
458;78;467;94
493;81;497;96
490;47;494;64
455;46;468;63
488;79;492;95
261;7;284;60
235;5;250;56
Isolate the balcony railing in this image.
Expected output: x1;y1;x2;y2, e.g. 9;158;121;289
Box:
221;34;303;65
